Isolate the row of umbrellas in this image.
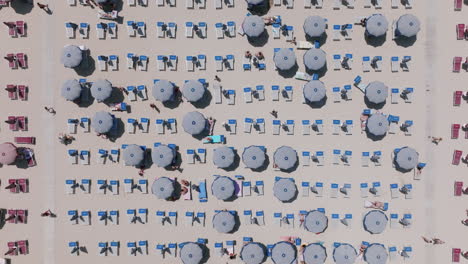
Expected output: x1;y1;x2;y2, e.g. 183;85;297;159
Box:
62;78;207;103
122;144;176;167
242;14;420;39
179;241;388;264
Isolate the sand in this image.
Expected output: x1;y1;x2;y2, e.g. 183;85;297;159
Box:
0;0;464;263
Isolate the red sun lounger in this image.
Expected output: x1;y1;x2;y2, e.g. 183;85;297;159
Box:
457;24;465;40
14;137;35;145
455;181;463;196
18;85;27;100
452;124;461;139
16;116;27;131
455;0;462;10
454;91;463;106
6;84;17;100
6;53;17;69
17;240;28;255
453;150;463;165
7;116;17;131
16;210;26;224
6;210;16;224
7;179;18;193
16;21;25;36
6;242;17;256
453;57;462;72
453;248;461;262
6;22;16;37
17;179;28;193
16;53;27;69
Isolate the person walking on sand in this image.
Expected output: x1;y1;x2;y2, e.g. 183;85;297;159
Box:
270;110;278;118
44;106;56;115
37;2;50;11
214;75;221;82
41;209;55;217
149;103;160;113
429;136;442;144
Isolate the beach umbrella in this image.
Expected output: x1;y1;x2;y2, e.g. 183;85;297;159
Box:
304;210;328;233
303;80;326;103
211;176;236;200
241;242;266;264
366;113;389;136
273;48;297;71
246;0;264;5
364;244;388;264
273;146;297;170
365;81;388;105
366;14;388;37
182;111;206;135
303;244;327;264
242;145;266;169
271;242;297;264
303;16;326;38
303;48;326;71
151;177;175;199
61;79;82;101
90;79;112;102
395;147;419;170
152;80;174;102
91;111;114;133
180;242;204;264
182;80;206;102
212;211;236;233
333;244;357;264
151;144;175;168
0;143;17;165
273;178;297;202
122;144;144;166
243;15;265;38
61;45;82;68
363;210;388;234
396;14;420;38
213;146;235;168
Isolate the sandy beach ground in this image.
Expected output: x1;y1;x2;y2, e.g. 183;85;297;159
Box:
0;0;466;263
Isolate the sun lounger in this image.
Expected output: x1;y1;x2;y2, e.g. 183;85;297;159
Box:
68;241;79;256
390;88;400;104
284;120;294;135
107;241;119;256
157;22;165;38
455;181;464;196
403;120;413;136
272;120;281;135
138;55;148;71
454;91;463;106
106;22;117;39
124;179;133;193
98;242;108;256
391;0;399;8
6;53;17;69
332;119;341;135
185;56;195;71
97;55;107;71
370;182;381;196
453;248;462;262
127;118;136;134
301;152;311;167
17;85;26;100
168;22;176;38
330;25;341;41
16;116;27;131
284;86;293;101
127;242;137;256
80;179;90;193
243;181;252;196
360;183;368;197
157;0;164;6
332;87;341;102
227;90;235;105
97;179;107;194
65;179;76;194
301;120;311;135
68;210;79;225
68;149;78;164
127;209;137;224
402;87;413;103
215;23;224;38
390;183;399;198
333;0;340;9
65;23;75;39
243;56;251;71
97;149;108;164
457;24;465;40
108;148;119;163
109;180;120;194
157;55;166;71
127;53;135;69
96;23;106;39
79;23;89;39
391;56;399;72
186;0;194;8
15;53;27;69
98;211;107;225
390;213;399;229
333;149;341;165
107;55;118;71
333;55;341;70
242;87;253;103
127;0;136;6
455;0;462;10
185;22;193;37
344;25;353;40
401;56;411;71
453;57;462;72
107;210;118;225
137;208;147;224
80;211;91;225
214;55;223;71
6;84;17;100
226;119;237;134
304;0;311;7
453;150;463;165
285;26;294;41
452;123;461;139
244;118;253;133
79;150;90;165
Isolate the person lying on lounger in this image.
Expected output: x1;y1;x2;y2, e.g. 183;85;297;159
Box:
364;201;386;210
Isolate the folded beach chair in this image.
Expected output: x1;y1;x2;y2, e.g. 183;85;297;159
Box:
453;150;463;165
453;56;462;72
157;22;165;38
96;23;105;39
453;91;463;106
79;23;89;39
227;90;235;105
391;56;399;72
168;22;176;38
65;23;75;39
272;120;281;135
138;55;148;71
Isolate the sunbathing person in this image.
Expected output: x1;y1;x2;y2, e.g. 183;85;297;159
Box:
364;201;386;210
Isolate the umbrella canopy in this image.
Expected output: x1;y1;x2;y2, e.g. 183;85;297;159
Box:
333;244;357;264
364;244;388;264
274;48;297;71
396;14;420;38
273;178;297;202
182;80;206;102
365;81;388;105
242;146;266;169
366;113;389;136
303;244;327;264
212;211;236;233
180;242;204;264
151;145;175;168
395;147;419;170
182;111;207;135
211;176;236;200
213;146;235;168
61;79;82;101
303;80;326;103
243;15;265;38
246;0;264;5
90;79;112;102
152;80;174;102
304;210;328;233
363;210;388;234
241;242;266;264
303;16;326;38
271;242;297;264
61;45;83;68
91;111;114;133
273;146;298;170
303;49;326;71
366;14;388;37
122;144;144;166
151;177;175;199
0;143;17;165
